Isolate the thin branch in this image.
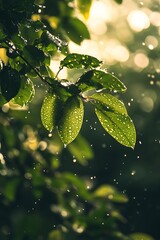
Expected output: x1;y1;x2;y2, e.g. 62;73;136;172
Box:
5;40;52;87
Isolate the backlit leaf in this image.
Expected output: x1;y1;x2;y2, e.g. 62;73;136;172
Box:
95;108;136;148
68;134;94;165
77;0;92;19
13;77;35;106
41;92;61;132
62;17;90;44
130;233;154;240
90;93;127;114
58;96;84;145
94;185;128;203
60;53;102;69
114;0;123;4
78;70;126;93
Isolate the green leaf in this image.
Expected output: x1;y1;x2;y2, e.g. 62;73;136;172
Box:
68;134;94;165
0;88;7;106
77;0;92;19
62;17;90;44
58;96;84;145
0;66;21;101
90;93;128;114
41;30;66;50
0;23;7;42
114;0;123;4
60;53;102;69
49;230;63;240
95;107;136;148
23;45;45;67
13;77;35;106
78;70;126;93
18;21;43;45
129;233;154;240
94;185;128;203
41;92;61;132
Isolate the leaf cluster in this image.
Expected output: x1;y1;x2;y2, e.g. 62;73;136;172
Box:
0;0;135;148
0;118;152;240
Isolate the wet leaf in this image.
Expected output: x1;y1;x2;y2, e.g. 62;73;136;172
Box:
60;53;102;69
129;233;154;240
62;17;90;44
77;0;92;19
95;107;136;148
23;45;45;67
41;30;66;50
58;96;84;145
90;93;128;114
13;77;35;106
41;92;61;132
0;66;21;101
78;70;126;93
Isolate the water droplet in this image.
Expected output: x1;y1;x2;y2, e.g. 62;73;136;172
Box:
131;170;136;176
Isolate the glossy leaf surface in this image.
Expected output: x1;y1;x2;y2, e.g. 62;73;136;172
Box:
90;93;127;114
41;92;60;132
60;53;102;69
13;77;35;106
95;108;136;148
58;96;84;145
78;70;126;93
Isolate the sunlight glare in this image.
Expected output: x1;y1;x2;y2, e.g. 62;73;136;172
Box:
127;10;150;32
134;53;149;69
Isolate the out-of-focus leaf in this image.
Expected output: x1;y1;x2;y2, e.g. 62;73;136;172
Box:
60;53;102;69
49;230;63;240
0;90;7;106
90;93;128;114
78;70;126;93
13;77;35;106
94;185;128;203
95;108;136;148
114;0;123;4
130;233;154;240
77;0;92;19
3;178;20;201
68;134;94;165
0;66;21;101
41;92;61;132
58;96;84;145
0;23;7;41
62;173;92;200
62;17;90;44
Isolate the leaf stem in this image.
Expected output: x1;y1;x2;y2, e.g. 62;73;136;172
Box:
54;66;63;80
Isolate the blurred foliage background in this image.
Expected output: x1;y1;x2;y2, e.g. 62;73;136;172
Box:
0;0;160;239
